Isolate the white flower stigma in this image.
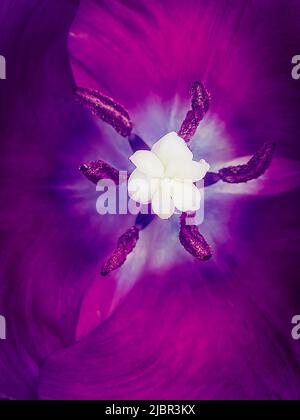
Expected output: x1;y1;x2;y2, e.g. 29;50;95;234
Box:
128;132;210;219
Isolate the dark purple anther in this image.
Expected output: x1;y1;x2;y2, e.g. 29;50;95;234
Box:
178;81;210;143
79;160;120;185
218;142;276;183
101;226;140;276
179;213;212;261
75;87;133;137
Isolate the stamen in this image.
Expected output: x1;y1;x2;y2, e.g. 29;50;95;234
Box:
179;213;212;261
135;211;156;230
218;142;276;183
204;172;221;187
101;226;140;276
75;87;133;137
178;82;210;142
128;133;150;152
79;160;120;185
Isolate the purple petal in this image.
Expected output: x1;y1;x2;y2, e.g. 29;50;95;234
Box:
178;82;210;142
218;143;276;183
75;87;133;137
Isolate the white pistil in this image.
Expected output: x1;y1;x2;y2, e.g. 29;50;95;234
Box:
128;132;210;219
